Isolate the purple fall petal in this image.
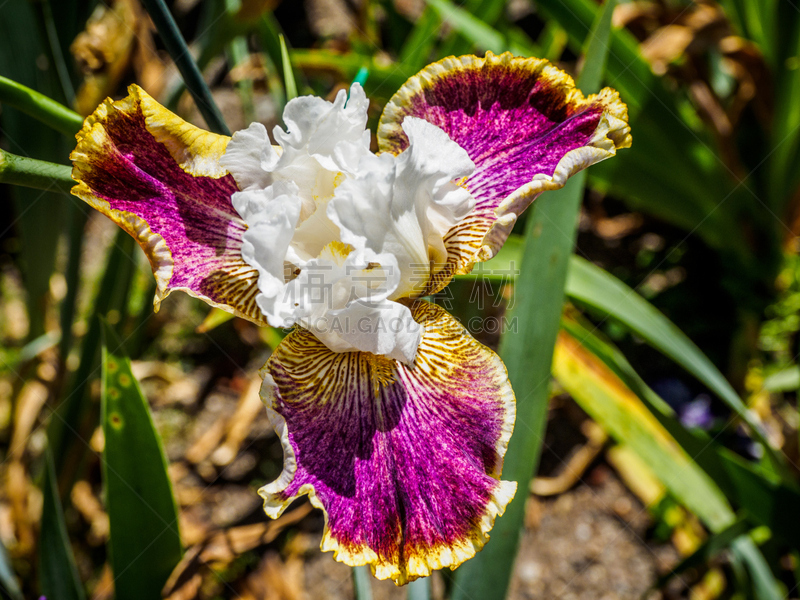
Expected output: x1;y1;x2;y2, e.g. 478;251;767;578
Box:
259;301;516;584
378;52;631;293
70;85;266;324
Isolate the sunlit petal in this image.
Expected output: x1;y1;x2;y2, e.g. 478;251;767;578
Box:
378;52;632;292
329;117;475;299
70;85;266;323
259;301;516;584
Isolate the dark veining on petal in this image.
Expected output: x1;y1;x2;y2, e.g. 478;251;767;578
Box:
75;98;264;321
265;302;514;577
397;64;604;219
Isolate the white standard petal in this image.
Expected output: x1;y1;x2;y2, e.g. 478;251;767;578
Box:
400;117;476;262
233;181;302;326
327;297;421;364
222;85;371;231
278;244;421;364
274;83;371;174
328;118;476;299
220;122;280;191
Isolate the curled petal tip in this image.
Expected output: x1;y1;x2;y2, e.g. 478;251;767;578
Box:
70;86;268;324
378;52;631;292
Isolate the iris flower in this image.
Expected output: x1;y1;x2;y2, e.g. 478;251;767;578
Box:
70;52;630;584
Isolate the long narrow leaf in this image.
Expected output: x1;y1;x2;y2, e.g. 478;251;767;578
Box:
398;7;440;72
407;577;431;600
436;0;511;57
451;3;616;598
767;6;800;213
557;316;783;600
561;313;800;550
460;244;783;471
139;0;230;135
575;0;614;101
535;0;745;258
254;13;290;111
58;204;89;367
101;322;182;600
39;447;86;600
564;255;784;472
38;0;76;103
0;0;73;342
657;517;751;587
279;34;298;101
423;0;535;55
48;230;137;489
730;537;783;600
554;328;733;530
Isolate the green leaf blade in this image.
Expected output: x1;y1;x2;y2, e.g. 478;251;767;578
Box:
352;565;373;600
559;314;787;599
555;325;734;531
451;3;617;598
101;322;182;600
407;577;431;600
564;255;784;471
279;34;298;101
424;0;512;54
139;0;230;135
39;448;86;600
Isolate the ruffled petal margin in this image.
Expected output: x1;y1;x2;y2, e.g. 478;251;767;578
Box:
378;52;632;293
70;85;267;324
259;300;516;584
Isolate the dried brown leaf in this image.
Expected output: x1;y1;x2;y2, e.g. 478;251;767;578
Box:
163;503;312;598
212;376;263;467
71;481;109;545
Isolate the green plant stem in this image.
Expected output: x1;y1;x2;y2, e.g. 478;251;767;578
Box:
0;75;81;136
139;0;230;135
352;566;373;600
407;577;431;600
451;3;615;598
0;149;73;193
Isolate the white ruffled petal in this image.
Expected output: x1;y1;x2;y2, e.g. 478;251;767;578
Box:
400;117;476;265
323;299;422;364
274;84;371;174
286;198;341;265
234;182;302;326
328;118;475;299
220;122;279;191
224;89;472;363
272;245;420;364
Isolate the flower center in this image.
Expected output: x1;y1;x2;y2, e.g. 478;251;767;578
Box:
220;84;476;364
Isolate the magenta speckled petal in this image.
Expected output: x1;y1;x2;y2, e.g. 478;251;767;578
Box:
259;301;516;584
70;85;266;324
378;52;631;292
